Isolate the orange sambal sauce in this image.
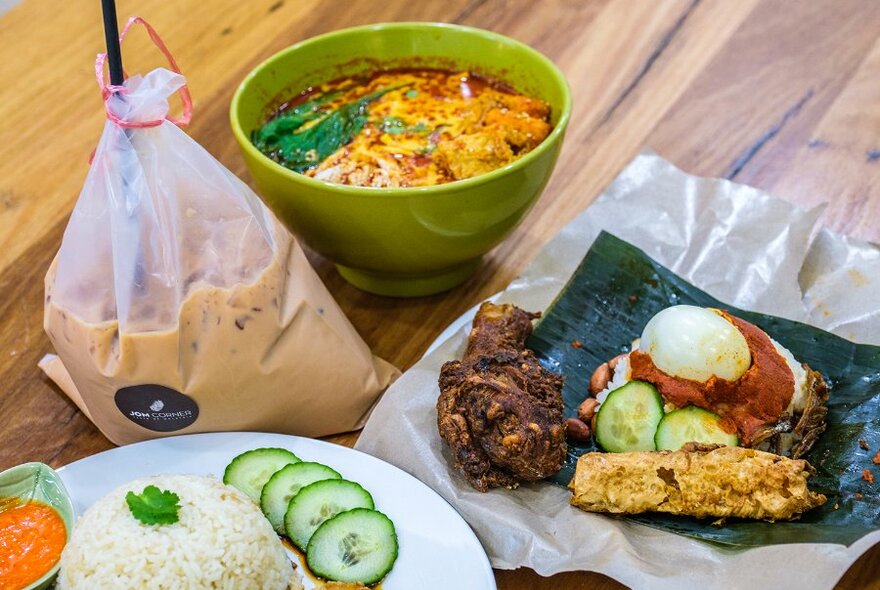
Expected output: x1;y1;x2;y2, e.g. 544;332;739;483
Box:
264;68;553;188
0;499;66;590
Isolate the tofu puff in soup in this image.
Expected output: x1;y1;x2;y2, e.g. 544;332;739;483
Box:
252;69;553;187
584;306;829;458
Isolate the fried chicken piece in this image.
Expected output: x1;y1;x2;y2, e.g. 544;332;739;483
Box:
434;132;514;180
492;93;552;120
483;107;552;152
437;302;567;491
569;443;826;521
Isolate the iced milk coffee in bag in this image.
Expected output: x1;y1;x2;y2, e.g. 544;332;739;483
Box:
41;19;397;445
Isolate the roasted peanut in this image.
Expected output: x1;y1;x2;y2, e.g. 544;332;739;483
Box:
577;398;599;422
608;353;627;371
589;362;611;395
591;413;598;433
566;418;592;443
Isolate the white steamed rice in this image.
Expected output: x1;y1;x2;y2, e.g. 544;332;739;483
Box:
57;474;304;590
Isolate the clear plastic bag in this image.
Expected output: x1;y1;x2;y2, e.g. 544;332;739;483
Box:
42;18;397;445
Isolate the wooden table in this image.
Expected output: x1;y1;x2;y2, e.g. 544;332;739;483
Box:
1;0;878;587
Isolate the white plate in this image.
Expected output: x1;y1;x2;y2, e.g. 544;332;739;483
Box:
57;431;496;590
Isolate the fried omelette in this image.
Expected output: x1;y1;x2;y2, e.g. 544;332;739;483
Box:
438;302;567;491
569;443;826;521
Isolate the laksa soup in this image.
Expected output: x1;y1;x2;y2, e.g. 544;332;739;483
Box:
252;68;553;188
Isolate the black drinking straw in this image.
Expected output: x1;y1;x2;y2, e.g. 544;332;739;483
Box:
99;0;148;300
101;0;124;86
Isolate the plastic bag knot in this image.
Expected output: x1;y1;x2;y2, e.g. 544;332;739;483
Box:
95;17;192;129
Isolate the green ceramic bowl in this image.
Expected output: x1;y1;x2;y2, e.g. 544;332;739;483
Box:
231;22;571;296
0;462;75;589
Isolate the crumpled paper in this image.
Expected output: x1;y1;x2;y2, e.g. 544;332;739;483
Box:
355;151;880;590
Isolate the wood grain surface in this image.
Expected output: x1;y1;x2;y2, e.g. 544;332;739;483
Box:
1;1;878;588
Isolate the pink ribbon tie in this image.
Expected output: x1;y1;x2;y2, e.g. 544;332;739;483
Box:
95;16;193;129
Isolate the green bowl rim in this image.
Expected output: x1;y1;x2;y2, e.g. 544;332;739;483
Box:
229;21;572;198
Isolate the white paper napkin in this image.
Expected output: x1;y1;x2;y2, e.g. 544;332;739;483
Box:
356;152;880;590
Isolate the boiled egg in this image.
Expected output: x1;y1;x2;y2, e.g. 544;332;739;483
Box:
640;305;751;383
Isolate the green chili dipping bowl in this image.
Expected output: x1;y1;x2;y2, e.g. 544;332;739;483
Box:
0;462;75;590
230;22;571;297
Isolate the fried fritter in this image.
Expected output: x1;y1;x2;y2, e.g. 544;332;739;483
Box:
437;302;567;491
434;132;514;180
569;443;826;521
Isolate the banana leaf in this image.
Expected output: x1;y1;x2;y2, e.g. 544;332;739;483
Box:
526;231;880;547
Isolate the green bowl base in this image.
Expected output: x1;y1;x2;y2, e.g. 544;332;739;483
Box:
336;258;480;297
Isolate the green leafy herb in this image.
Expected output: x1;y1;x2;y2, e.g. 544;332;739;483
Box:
253;91;340;147
252;87;399;173
527;232;880;547
125;485;181;525
378;116;431;136
379;115;408;135
405;89;419;98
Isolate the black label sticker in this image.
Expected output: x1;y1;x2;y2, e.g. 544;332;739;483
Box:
115;385;199;432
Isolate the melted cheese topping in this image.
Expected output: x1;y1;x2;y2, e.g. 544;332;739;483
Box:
284;69;552;187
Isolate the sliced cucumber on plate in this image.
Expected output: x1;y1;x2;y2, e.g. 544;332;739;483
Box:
223;447;300;502
223;447;399;585
285;479;375;550
307;507;399;585
260;461;342;533
594;381;664;452
655;406;739;450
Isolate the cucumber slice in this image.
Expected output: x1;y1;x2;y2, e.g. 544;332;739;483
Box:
594;381;664;452
223;448;300;502
285;479;375;550
655;406;739;450
260;462;342;532
307;508;398;585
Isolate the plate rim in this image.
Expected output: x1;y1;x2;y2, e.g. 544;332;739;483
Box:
56;430;497;590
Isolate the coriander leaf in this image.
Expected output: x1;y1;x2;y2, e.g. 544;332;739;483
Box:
405;89;419;98
379;116;408;135
125;485;181;525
